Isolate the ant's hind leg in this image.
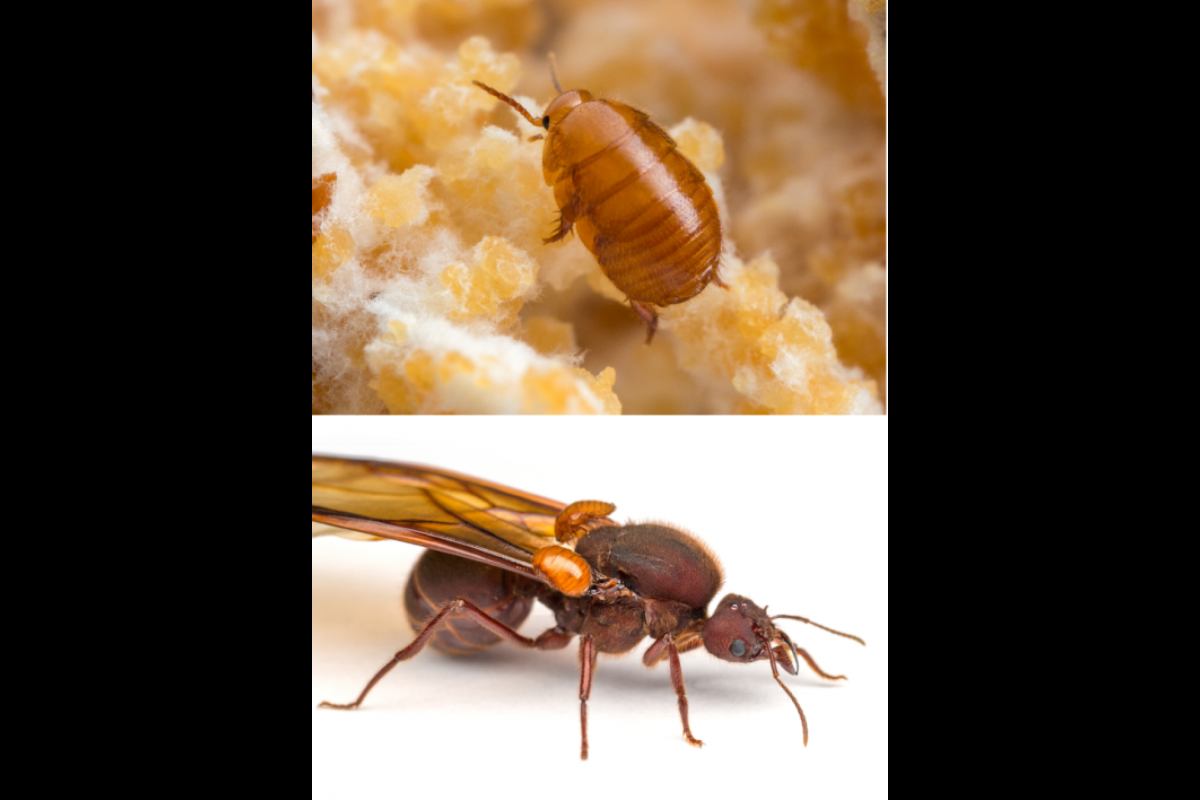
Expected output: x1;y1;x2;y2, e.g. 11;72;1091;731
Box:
319;599;571;711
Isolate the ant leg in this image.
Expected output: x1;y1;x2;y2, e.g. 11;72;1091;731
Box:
642;632;702;667
666;634;704;748
630;301;659;344
579;634;597;761
319;599;570;710
795;647;848;681
533;626;574;650
555;500;617;544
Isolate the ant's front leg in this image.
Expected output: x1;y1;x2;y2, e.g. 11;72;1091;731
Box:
643;633;705;748
666;633;704;748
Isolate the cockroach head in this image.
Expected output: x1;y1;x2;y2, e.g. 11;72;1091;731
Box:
702;594;797;674
542;90;593;129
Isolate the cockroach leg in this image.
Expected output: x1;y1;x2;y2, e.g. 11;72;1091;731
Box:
666;634;704;748
319;599;567;711
543;213;574;244
579;634;597;761
543;186;580;245
555;500;617;544
630;301;659;344
528;134;544;142
794;646;847;681
713;276;729;290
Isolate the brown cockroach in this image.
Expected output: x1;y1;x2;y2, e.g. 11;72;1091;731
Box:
312;456;865;760
472;57;724;343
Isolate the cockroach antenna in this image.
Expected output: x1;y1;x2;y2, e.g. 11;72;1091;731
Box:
548;52;564;93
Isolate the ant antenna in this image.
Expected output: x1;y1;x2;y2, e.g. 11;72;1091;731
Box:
772;614;866;646
548;52;564;94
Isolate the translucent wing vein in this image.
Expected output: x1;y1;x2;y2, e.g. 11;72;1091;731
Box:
312;457;605;583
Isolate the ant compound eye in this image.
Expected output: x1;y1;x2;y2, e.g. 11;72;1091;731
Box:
542;116;550;129
730;639;747;658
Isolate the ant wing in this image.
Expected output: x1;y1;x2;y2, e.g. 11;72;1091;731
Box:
312;456;612;584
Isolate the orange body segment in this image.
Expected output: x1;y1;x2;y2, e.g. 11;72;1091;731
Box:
532;545;593;597
554;499;617;543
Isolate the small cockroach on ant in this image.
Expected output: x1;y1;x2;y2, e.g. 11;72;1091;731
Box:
473;56;725;343
312;456;865;760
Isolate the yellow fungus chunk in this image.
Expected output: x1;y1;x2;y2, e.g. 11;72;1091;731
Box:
369;166;438;228
366;318;619;415
312;225;356;280
668;257;879;415
754;0;884;113
439;236;537;327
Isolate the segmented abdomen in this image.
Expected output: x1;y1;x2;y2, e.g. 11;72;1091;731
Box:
553;106;722;306
403;550;534;656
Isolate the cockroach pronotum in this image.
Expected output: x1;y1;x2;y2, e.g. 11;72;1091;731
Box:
312;456;865;760
473;57;724;343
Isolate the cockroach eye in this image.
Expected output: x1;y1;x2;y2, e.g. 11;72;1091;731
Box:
730;639;747;657
542;116;550;129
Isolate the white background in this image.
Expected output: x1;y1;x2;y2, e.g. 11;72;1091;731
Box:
313;417;887;799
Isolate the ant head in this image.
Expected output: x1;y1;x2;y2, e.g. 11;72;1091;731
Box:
701;596;866;747
702;594;797;673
